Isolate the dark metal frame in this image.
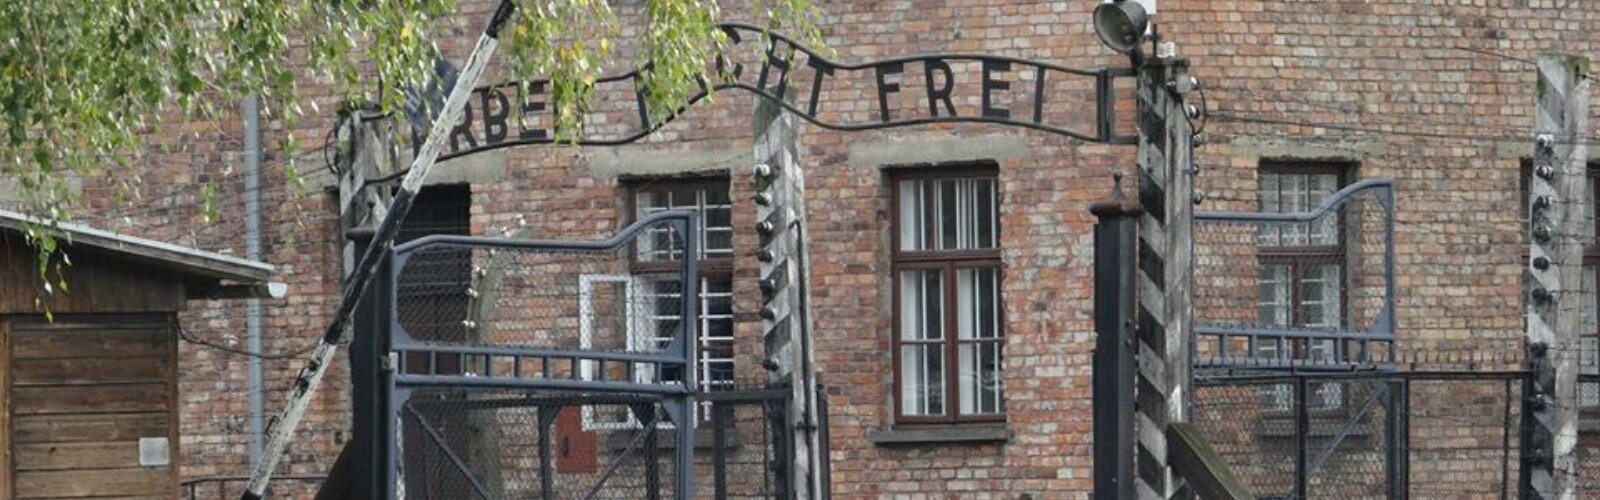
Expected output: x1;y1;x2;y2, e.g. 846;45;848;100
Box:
381;210;700;499
1194;178;1397;371
886;166;1005;425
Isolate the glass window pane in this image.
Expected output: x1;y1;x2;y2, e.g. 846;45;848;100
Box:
1283;174;1307;245
958;267;1000;340
1309;174;1339;245
1299;264;1342;328
901;344;945;416
1258;265;1291;328
900;269;943;341
939;180;959;249
898;180;923;251
959;342;1004;415
898;176;999;252
974;179;997;249
634;181;732;260
1583;265;1598;339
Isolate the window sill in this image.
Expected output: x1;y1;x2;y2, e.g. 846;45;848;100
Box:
867;424;1009;446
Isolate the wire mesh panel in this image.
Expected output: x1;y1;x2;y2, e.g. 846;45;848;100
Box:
1191;378;1300;497
388;387;791;500
397;389;681;500
1192;372;1525;499
1579;375;1600;497
1193;179;1395;370
1406;376;1519;498
385;211;701;499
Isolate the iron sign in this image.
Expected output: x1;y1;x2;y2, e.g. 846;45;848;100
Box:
415;23;1136;160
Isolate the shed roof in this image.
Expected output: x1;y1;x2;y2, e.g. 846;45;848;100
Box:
0;209;275;284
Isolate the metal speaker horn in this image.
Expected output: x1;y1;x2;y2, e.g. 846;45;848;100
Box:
1094;0;1149;54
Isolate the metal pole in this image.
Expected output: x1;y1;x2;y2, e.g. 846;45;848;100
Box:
1092;174;1141;500
539;406;556;499
1387;378;1408;500
1295;377;1309;500
243;93;265;470
241;2;518;497
1524;52;1590;500
713;402;730;499
1503;377;1513;500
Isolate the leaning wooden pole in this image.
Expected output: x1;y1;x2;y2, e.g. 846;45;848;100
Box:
1522;52;1589;500
1132;55;1195;500
241;2;517;497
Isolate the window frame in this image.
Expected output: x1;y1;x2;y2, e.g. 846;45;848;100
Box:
1255;162;1354;411
625;176;737;395
889;165;1005;425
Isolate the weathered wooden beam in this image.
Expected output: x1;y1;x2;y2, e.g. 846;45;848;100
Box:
1166;422;1255;500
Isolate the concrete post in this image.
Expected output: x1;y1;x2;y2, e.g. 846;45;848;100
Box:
1523;52;1589;500
753;91;824;498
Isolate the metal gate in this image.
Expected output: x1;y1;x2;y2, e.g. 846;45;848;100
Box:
381;211;700;499
1191;370;1539;499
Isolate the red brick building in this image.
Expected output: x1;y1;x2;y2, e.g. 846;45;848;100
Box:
11;0;1600;497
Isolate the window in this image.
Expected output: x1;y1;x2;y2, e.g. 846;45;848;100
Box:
1256;164;1348;409
629;178;736;394
892;167;1003;423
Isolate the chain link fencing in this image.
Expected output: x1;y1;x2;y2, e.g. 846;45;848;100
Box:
1192;371;1528;498
392;387;793;499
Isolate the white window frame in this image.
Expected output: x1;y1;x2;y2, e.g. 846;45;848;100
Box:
578;273;732;430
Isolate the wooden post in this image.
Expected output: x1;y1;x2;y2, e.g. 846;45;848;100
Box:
1523;52;1589;500
753;82;824;498
1133;56;1196;500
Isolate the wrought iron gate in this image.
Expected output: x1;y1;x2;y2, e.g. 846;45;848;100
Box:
381;211;701;499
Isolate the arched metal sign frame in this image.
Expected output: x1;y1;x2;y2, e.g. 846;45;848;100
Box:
406;22;1137;166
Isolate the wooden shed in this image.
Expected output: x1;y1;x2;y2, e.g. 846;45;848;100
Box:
0;210;281;499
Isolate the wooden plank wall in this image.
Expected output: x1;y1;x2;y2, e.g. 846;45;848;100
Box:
0;233;185;315
5;314;179;499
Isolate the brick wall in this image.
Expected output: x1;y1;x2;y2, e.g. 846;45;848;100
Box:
40;0;1600;497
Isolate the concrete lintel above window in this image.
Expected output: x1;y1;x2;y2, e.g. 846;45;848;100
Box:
1229;135;1383;162
867;425;1009;445
587;146;746;180
849;135;1028;167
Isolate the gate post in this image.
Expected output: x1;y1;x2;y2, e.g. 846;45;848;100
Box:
1092;175;1142;500
752;77;824;498
1133;55;1197;499
1523;52;1589;500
